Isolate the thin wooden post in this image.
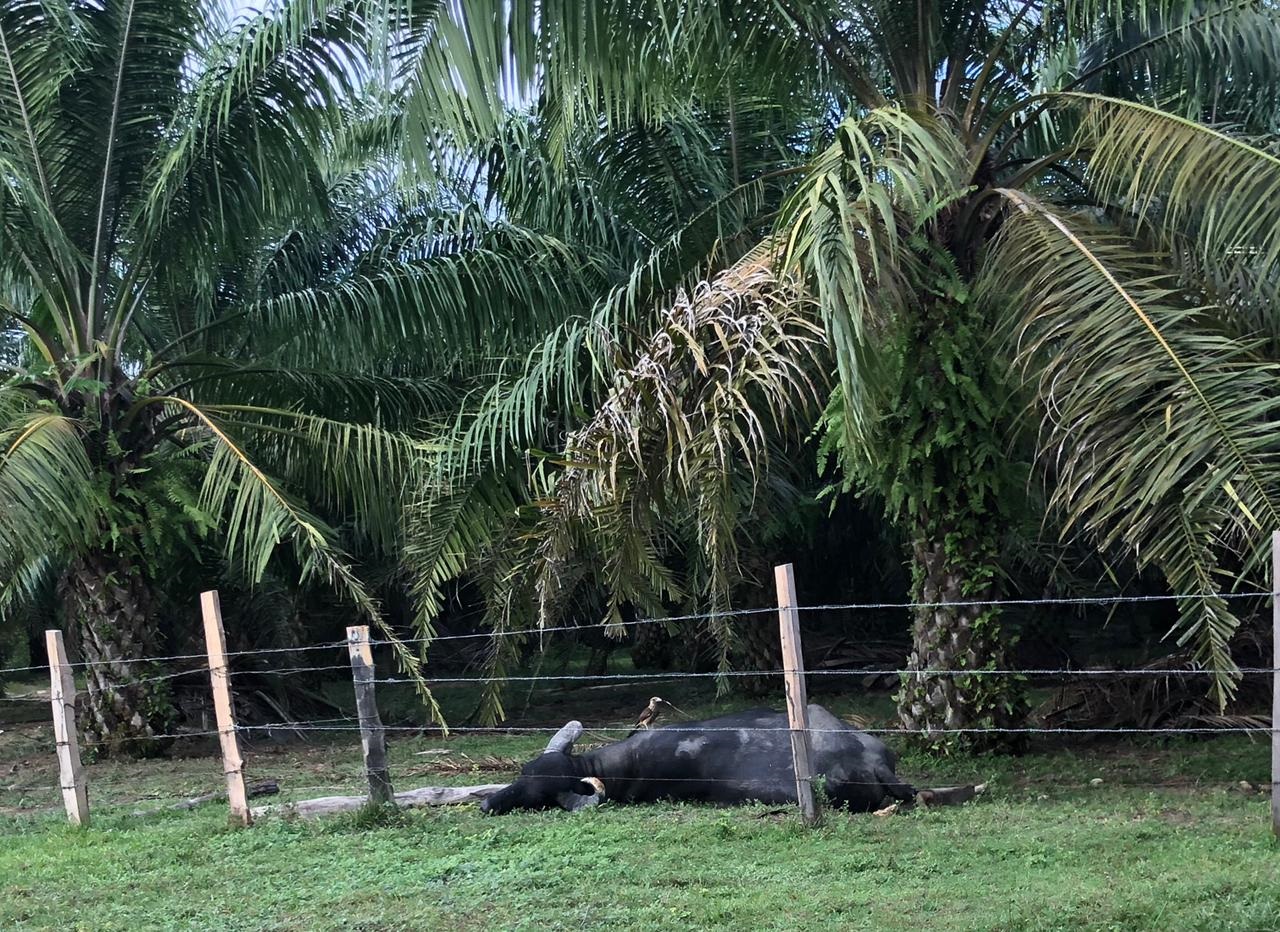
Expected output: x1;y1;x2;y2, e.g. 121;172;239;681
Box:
45;630;88;826
201;590;252;827
347;625;393;805
1272;531;1279;838
775;563;819;825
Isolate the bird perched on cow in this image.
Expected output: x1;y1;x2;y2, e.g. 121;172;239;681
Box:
633;697;663;730
631;696;688;734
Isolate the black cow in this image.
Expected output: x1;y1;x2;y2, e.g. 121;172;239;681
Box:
479;705;919;815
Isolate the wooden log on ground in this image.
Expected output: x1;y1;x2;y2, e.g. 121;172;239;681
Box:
916;782;988;807
131;780;279;816
251;783;509;819
873;782;987;816
171;779;280;811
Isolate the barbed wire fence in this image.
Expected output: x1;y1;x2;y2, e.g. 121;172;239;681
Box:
1;561;1277;831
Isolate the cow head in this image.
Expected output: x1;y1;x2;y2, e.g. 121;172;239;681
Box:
479;721;605;815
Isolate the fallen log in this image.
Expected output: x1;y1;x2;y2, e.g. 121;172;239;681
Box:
131;780;279;816
252;783;508;819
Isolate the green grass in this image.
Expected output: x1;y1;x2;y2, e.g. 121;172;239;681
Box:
2;679;1278;930
2;776;1277;931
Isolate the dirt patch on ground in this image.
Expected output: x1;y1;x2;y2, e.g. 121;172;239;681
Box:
1155;807;1197;826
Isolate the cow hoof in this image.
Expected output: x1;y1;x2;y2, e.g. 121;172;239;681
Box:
873;803;899;817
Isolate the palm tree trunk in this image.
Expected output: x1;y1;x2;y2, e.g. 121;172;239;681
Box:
883;286;1027;750
59;550;175;758
626;603;675;670
897;529;1026;752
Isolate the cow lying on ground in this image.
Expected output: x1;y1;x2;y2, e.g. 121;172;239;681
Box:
480;705;969;815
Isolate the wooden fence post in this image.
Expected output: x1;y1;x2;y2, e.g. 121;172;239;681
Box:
1272;531;1278;838
347;625;394;805
45;630;88;826
201;590;252;827
775;563;819;825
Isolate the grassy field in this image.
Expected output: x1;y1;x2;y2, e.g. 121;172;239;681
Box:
2;674;1278;930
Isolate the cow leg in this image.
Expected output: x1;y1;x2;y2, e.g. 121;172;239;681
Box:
916;783;987;807
877;765;917;803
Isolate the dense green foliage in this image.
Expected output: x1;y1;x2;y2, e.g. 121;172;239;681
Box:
388;0;1280;736
4;0;1280;745
0;0;583;744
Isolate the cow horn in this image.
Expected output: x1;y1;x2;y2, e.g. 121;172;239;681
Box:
544;720;583;754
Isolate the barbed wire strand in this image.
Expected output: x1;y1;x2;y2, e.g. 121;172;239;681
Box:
0;664;206;698
5;752;1277;803
5;662;1272;696
8;768;1267;799
228;665;355;679
191;770;1280;791
0;588;1273;678
794;591;1273;612
367;589;1276;649
366;666;1278;686
0;640;352;677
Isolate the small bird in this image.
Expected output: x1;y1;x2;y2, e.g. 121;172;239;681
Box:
634;696;663;730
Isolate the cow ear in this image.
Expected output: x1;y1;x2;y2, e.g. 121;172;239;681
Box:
557;780;605;812
545;720;583;754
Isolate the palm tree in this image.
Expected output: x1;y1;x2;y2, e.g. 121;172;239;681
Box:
405;0;1280;743
398;78;838;721
0;0;604;754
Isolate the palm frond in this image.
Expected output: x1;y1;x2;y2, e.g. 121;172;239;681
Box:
164;395;444;725
403;466;524;634
0;1;73;207
0;404;98;566
1063;93;1280;306
198;404;418;556
980;195;1280;699
0;552;54;620
129;0;393;329
530;251;826;654
448;175;779;475
241;219;601;367
166;363;463;429
782;105;968;442
1069;0;1280;128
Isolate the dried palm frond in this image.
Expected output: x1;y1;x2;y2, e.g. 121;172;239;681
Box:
407;754;525;777
531;249;827;663
1037;632;1271;733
